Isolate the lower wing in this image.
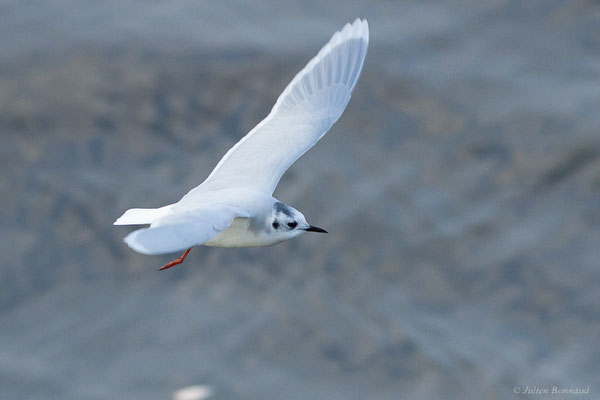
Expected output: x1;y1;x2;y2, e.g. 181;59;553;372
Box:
123;205;249;255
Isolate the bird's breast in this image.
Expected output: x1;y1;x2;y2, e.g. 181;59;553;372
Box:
203;217;280;248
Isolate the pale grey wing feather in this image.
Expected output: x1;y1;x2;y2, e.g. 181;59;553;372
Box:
123;205;249;255
183;18;369;198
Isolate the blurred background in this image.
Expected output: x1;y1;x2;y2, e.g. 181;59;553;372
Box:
2;0;600;399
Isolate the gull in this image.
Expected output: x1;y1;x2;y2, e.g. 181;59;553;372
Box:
114;18;369;270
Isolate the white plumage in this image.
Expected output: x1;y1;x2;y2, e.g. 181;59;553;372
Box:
115;19;369;267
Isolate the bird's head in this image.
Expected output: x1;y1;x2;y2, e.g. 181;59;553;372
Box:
269;202;327;241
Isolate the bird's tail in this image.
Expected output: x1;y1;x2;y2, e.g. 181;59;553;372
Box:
113;204;174;226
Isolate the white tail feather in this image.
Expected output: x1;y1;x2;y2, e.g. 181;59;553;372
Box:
113;204;174;226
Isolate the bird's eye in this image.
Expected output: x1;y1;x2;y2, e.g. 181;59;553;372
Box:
272;221;279;229
287;222;297;229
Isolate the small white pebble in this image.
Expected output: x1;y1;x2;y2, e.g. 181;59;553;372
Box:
173;385;214;400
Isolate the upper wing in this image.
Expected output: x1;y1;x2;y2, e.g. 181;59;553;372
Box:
186;18;369;197
123;205;249;255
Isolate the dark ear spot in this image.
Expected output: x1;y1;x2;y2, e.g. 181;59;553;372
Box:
274;202;294;217
272;221;279;229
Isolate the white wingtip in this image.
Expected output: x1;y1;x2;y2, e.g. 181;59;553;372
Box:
342;18;369;44
326;18;369;53
123;229;157;255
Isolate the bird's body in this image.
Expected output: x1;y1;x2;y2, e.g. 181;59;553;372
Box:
182;190;299;248
114;18;369;269
205;201;296;248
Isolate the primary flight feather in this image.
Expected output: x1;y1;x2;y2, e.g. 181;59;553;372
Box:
114;18;369;270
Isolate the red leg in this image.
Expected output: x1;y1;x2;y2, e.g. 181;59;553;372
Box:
159;248;191;271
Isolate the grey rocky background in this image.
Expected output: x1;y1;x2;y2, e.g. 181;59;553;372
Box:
1;1;600;399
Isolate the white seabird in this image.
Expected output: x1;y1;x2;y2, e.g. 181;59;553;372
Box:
114;18;369;270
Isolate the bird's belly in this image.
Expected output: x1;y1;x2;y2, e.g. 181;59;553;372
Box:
203;217;279;248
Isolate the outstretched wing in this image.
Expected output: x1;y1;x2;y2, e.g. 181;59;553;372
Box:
186;18;369;197
123;205;249;255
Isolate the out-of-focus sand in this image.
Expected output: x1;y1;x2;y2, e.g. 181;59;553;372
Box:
1;1;599;399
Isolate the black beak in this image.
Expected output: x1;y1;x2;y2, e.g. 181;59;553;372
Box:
305;225;328;233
